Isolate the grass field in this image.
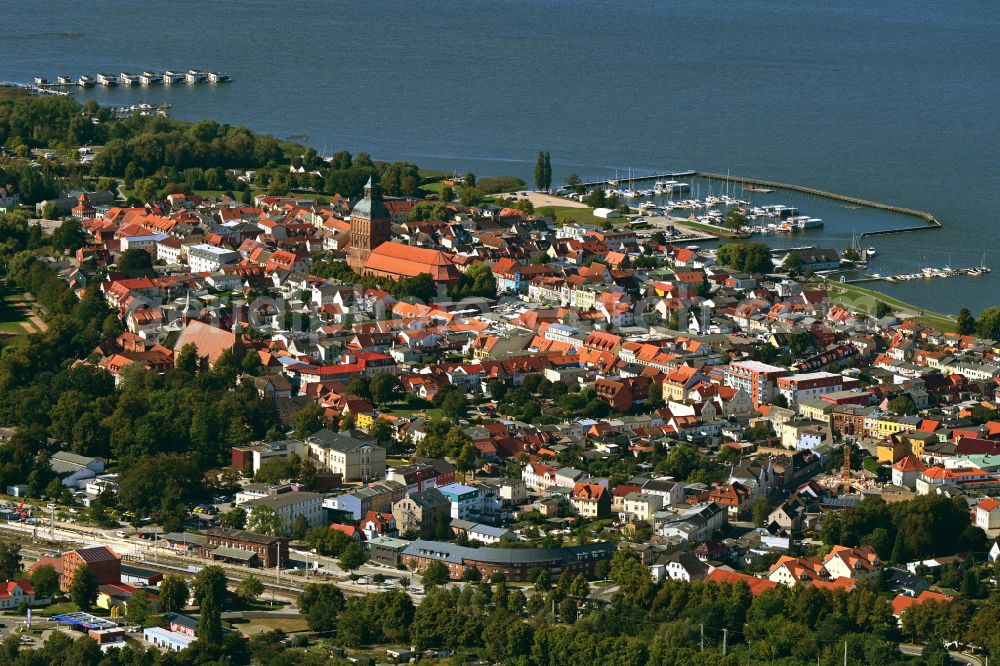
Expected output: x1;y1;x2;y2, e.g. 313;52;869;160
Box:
235;616;310;634
380;407;443;419
0;86;32;102
0;289;41;334
821;279;957;332
535;205;612;226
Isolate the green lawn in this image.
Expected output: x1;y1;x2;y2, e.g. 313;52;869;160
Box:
0;289;38;334
535;206;610;226
380;407;443;419
235;616;310;634
821;279;957;332
418;181;445;196
663;216;739;238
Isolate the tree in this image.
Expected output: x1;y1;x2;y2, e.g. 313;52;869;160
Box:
297;583;346;632
717;242;774;274
69;565;98;610
370;373;403;406
158;574;189;613
117;248;153;273
960;568;979;598
237;575;265;602
29;563;59;598
534;151;552;191
247;504;282;536
293;403;325;439
956;307;975;335
339;541;366;572
0;541;22;580
175;343;199;375
723;208;749;231
921;639;950;666
781;252;805;274
51;219;86;253
569;574;589;599
126;589;152;625
305;526;352;556
219;506;247;530
291;513;310;540
751;496;771;527
977;307;1000;341
422;561;450;588
456;443;478;476
193;565;228;642
874;301;893;319
888;394;917;415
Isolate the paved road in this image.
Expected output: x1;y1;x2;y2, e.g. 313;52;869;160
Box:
899;643;984;666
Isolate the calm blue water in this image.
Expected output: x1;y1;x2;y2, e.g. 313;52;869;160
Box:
3;0;999;314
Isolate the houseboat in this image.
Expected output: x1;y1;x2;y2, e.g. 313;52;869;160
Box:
77;75;95;88
96;73;118;86
206;72;231;83
185;70;207;83
163;70;185;84
139;71;163;85
120;72;139;86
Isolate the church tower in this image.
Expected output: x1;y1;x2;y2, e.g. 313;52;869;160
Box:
347;176;392;274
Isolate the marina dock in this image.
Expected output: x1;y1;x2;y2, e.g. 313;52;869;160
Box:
31;69;230;89
695;171;942;234
576;171;696;190
842;265;990;284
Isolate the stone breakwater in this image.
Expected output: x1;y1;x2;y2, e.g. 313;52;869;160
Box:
695;171;941;238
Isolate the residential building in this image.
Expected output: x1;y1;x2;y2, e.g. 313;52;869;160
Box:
621;492;664;522
60;546;121;592
641;478;684;506
241;491;325;531
822;545;882;582
724;361;790;408
0;581;35;609
975;498;1000;531
658;552;711;582
305;429;386;482
187;243;239;273
437;482;485;520
570;483;611;518
776;372;844;405
392;488;450;539
768;555;829;586
231;440;306;475
658;503;727;543
891;455;927;490
366;536;411;567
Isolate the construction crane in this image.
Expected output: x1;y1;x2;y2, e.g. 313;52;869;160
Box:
14;498;29;520
842;446;851;493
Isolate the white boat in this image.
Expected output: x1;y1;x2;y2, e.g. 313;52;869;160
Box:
866;247;877;257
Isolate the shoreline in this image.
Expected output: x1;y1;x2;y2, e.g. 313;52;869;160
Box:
820;278;957;331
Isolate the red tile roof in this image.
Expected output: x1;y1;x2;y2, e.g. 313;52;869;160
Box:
364;242;460;282
706;569;778;596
